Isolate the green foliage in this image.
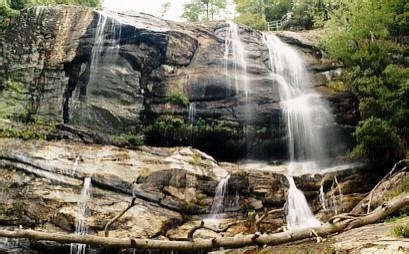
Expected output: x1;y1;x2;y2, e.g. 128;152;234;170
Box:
0;125;46;140
233;0;338;30
144;115;192;146
391;222;409;238
323;0;409;166
167;92;189;107
353;117;404;164
182;0;227;22
4;79;24;93
0;0;101;29
234;0;268;30
383;211;408;223
328;80;349;92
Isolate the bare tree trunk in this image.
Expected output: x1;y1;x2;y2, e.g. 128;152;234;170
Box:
0;194;407;251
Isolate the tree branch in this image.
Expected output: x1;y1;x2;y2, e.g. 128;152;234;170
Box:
187;220;245;241
104;197;137;237
367;159;408;213
0;194;406;251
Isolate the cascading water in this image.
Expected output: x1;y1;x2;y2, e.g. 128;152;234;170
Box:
319;183;329;210
286;176;321;229
89;12;108;80
263;34;338;173
331;176;343;214
224;22;249;102
263;33;340;230
207;174;230;222
188;102;197;124
70;177;92;254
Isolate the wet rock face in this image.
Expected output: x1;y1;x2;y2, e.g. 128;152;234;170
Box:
0;6;353;161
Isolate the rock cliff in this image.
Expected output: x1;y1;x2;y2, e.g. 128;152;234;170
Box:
0;6;356;161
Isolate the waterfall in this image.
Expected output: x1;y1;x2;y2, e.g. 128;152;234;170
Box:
263;33;339;230
188;102;197;124
70;177;92;254
331;176;343;214
286;176;321;229
206;174;230;226
224;22;249;101
319;183;329;210
89;12;108;78
71;155;80;177
263;34;337;173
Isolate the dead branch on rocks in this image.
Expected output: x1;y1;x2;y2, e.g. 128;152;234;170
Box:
104;197;137;237
367;159;408;213
0;194;406;252
255;208;284;231
187;220;246;241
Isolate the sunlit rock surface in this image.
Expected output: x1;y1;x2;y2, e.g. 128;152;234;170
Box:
0;137;377;252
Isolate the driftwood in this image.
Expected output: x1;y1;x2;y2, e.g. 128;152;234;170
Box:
104;197;137;237
187;220;245;241
367;159;408;213
0;194;407;251
255;208;284;230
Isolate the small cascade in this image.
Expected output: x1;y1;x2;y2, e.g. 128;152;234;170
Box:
89;12;108;77
208;174;230;220
319;183;329;210
286;176;321;230
188;102;197;124
70;177;92;254
224;22;249;101
319;176;344;213
71;155;80;177
330;176;343;214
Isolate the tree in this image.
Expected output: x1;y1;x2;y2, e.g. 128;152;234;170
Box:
160;1;170;18
234;0;267;30
322;0;408;167
1;0;101;29
182;0;227;22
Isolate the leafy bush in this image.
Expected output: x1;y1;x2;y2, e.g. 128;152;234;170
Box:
144;115;192;146
322;0;408;166
0;0;101;29
167;92;189;107
353;117;404;164
391;222;409;238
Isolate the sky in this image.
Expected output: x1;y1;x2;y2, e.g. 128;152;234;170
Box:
103;0;193;21
102;0;235;21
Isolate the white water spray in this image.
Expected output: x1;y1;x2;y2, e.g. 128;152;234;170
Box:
286;176;321;229
205;174;231;227
70;177;92;254
224;22;249;101
263;33;338;230
188;102;197;124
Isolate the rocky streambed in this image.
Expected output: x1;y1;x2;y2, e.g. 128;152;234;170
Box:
0;137;377;252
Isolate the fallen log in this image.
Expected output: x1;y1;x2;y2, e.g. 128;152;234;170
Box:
0;194;407;251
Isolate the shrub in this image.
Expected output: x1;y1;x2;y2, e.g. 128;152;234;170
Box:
391;222;409;238
353;117;404;164
166;92;189;107
144;115;192;146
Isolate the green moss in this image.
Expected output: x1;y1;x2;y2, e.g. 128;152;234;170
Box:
0;125;46;140
383;211;408;223
166;92;189;107
145;115;192;146
391;222;409;238
328;80;350;92
377;175;409;208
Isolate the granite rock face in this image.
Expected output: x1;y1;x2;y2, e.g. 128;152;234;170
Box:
0;138;375;248
0;6;355;161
